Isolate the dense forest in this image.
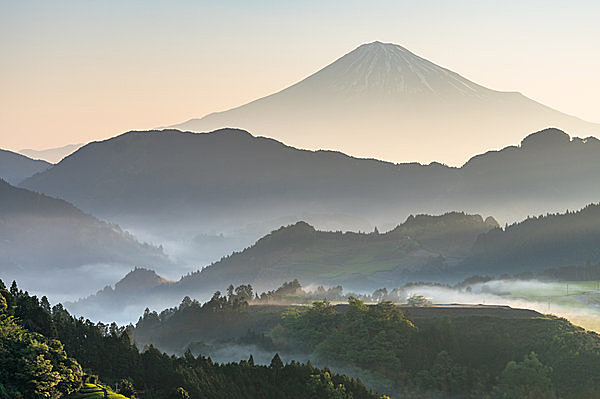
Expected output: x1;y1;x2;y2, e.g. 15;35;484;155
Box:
0;280;382;399
134;283;600;398
276;299;600;398
5;276;600;398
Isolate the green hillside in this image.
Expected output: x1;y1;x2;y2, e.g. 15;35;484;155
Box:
0;280;381;399
133;287;600;399
177;212;497;293
70;384;130;399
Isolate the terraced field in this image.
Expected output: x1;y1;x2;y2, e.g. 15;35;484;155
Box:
69;384;129;399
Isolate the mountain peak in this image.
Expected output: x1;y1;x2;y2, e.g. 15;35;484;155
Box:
359;40;405;49
166;43;600;164
289;41;491;98
358;40;411;53
114;267;172;293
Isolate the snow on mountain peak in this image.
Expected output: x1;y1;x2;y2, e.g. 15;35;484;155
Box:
294;41;491;97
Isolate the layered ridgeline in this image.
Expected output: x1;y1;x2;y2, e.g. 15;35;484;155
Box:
0;148;51;185
20;127;600;258
69;213;498;321
20;143;83;164
169;41;600;165
177;213;498;293
0;179;169;301
69;203;600;323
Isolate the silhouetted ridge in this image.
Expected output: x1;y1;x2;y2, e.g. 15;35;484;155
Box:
260;221;316;239
484;216;500;227
0;178;84;218
0;148;51;185
20;126;600;241
392;212;497;233
520;127;571;150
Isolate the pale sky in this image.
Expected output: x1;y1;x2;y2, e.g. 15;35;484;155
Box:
1;0;599;153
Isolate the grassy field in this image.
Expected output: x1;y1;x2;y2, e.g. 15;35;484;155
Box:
69;384;130;399
499;281;600;308
497;280;600;332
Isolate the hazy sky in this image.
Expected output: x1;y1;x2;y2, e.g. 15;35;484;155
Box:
1;0;599;153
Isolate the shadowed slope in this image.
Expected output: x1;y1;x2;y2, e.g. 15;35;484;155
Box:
0;148;51;185
0;178;168;269
20;127;600;238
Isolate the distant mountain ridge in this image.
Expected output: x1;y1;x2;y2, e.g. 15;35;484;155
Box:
0;179;170;302
20;143;83;163
168;41;600;165
0;148;51;185
19;127;600;253
0;178;168;270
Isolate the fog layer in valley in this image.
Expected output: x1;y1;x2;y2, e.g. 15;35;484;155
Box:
403;280;600;332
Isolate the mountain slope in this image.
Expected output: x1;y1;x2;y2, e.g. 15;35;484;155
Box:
0;179;167;270
0;179;169;301
175;213;497;294
169;41;600;165
0;148;51;185
20;127;600;248
461;203;600;275
20;128;455;235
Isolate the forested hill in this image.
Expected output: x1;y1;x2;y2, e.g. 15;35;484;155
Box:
462;203;600;274
0;179;168;271
20;127;600;240
176;212;498;293
132;283;600;398
0;280;383;399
